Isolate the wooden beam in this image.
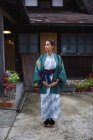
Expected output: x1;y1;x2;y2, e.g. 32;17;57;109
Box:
0;15;5;80
0;7;17;24
0;0;30;24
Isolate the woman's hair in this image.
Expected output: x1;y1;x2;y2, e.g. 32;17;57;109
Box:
47;40;55;47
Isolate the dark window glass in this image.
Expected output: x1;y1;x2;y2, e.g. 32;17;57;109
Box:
61;34;93;55
78;35;85;53
18;34;39;54
86;36;93;53
61;35;77;54
19;34;29;53
29;34;39;54
61;35;69;53
69;36;77;53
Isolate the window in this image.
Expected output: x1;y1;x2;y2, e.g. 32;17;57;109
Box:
61;35;76;54
61;35;69;53
78;36;85;53
86;36;93;53
18;34;39;54
25;0;38;6
29;34;39;53
61;34;93;55
70;36;77;53
52;0;63;7
19;34;29;53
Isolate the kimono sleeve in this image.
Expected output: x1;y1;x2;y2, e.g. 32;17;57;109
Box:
58;55;67;87
33;57;42;83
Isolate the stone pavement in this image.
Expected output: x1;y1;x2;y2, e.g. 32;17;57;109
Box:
0;92;93;140
0;109;17;140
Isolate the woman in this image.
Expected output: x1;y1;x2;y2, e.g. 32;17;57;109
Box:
34;40;67;127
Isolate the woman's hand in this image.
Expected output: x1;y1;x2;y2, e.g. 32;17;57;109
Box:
42;81;51;87
50;81;58;87
42;79;59;87
50;79;59;87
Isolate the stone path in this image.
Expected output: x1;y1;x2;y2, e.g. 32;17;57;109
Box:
5;92;93;140
0;109;17;140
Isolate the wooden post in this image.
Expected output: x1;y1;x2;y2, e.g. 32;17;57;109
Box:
0;15;5;80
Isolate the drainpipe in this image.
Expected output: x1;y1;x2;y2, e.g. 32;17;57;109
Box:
0;15;5;80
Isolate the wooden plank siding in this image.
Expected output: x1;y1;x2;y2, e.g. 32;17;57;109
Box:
29;12;93;24
62;56;92;78
4;36;15;70
21;54;39;87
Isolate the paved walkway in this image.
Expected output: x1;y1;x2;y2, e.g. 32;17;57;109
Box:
0;109;17;140
0;92;93;140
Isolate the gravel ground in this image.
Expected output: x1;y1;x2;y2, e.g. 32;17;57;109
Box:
6;92;93;140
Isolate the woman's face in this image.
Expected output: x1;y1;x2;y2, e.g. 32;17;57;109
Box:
45;41;54;52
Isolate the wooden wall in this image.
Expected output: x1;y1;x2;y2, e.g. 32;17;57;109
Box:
21;54;39;87
63;56;92;78
4;36;15;70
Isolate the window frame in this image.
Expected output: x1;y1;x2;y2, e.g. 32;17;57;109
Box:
18;33;39;54
25;0;64;8
60;34;93;55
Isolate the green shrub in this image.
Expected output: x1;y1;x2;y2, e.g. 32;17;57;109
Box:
8;70;20;83
74;80;90;89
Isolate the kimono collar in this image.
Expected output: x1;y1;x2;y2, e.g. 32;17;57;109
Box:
41;53;58;71
46;53;54;58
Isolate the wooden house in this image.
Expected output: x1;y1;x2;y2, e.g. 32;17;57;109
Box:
0;0;93;87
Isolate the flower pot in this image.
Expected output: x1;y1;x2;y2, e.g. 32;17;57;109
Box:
88;87;93;91
34;88;40;93
76;88;87;93
0;100;13;108
4;88;16;101
61;86;76;92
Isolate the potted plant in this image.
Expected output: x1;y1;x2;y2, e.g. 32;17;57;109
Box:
75;79;90;93
86;78;93;91
0;70;20;108
61;79;76;92
7;70;20;84
33;82;40;93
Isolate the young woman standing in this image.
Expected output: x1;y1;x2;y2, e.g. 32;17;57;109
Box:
34;40;67;127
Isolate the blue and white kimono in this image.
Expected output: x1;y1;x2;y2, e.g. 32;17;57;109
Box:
34;53;67;121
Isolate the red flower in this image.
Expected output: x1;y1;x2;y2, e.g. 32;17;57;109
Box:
3;83;16;91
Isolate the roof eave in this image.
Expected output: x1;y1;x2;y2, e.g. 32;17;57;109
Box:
0;0;30;24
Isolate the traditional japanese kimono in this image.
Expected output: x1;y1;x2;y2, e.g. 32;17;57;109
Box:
34;53;67;121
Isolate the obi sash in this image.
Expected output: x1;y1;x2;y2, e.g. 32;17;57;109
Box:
40;69;55;84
